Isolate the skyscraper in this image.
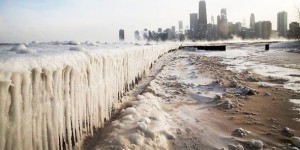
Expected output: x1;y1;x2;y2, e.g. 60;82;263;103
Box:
217;8;228;39
190;13;198;39
198;0;208;39
262;21;272;39
277;11;288;37
179;21;183;31
250;13;255;30
288;22;300;39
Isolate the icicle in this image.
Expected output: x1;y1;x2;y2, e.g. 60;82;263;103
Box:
0;44;179;150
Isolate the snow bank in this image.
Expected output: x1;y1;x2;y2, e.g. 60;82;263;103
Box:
0;43;178;150
101;93;173;149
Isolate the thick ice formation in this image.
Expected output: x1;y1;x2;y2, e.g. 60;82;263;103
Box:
0;43;178;150
10;44;36;54
100;92;173;150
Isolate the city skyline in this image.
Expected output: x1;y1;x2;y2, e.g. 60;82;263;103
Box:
0;0;299;42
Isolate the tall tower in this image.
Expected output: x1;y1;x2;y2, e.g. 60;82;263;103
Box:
217;8;228;39
179;21;183;31
250;13;255;30
198;0;208;39
190;13;198;39
277;11;288;37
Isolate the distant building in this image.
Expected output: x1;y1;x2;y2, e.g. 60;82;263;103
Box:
255;21;262;38
288;22;300;39
277;11;288;37
158;28;162;33
134;30;140;40
235;22;242;34
190;13;199;39
262;21;272;39
198;0;208;39
179;21;183;31
119;29;125;41
228;22;234;36
172;26;176;32
217;8;228;39
207;23;217;40
250;13;255;30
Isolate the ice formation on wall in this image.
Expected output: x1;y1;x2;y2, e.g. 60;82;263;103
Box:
0;43;178;150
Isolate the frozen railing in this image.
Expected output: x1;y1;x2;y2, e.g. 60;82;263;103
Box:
0;43;179;150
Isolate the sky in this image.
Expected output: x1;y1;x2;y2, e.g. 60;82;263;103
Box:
0;0;299;43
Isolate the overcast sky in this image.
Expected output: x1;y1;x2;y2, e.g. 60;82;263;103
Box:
0;0;299;43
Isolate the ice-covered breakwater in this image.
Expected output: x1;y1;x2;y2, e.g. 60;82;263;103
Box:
0;42;179;150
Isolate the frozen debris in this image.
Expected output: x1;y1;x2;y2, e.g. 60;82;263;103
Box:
121;114;134;121
245;75;260;82
68;40;80;45
232;128;249;137
229;78;239;87
214;94;223;101
136;95;145;101
241;86;256;95
282;127;295;137
10;44;36;54
167;75;180;80
292;137;300;148
228;144;244;150
249;139;264;149
137;121;148;131
287;146;300;150
161;130;175;140
120;107;137;117
176;128;182;134
264;92;271;96
139;117;151;124
223;99;234;109
69;46;89;52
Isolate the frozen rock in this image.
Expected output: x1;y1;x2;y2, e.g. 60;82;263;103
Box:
121;107;136;117
246;75;260;82
232;128;248;137
223;100;234;109
137;121;148;131
121;114;134;121
282;127;295;137
69;40;80;45
264;92;271;96
249;139;263;149
229;78;239;87
292;137;300;148
136;95;145;101
228;144;244;150
241;86;256;95
287;146;300;150
214;94;222;101
139;117;151;124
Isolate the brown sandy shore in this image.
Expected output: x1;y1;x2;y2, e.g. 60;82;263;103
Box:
82;49;300;150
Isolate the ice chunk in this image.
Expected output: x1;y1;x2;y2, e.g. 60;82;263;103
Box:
68;40;80;45
139;117;151;124
137;121;148;130
69;46;88;52
121;107;137;117
10;44;36;54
